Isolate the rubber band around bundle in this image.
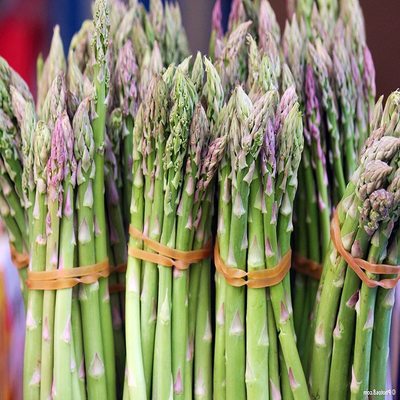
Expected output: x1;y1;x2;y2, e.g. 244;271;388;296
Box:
331;211;400;289
293;254;322;280
128;225;212;270
214;241;292;288
26;259;110;290
10;243;29;270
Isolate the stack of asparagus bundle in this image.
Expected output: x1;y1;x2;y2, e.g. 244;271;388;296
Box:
124;54;226;399
281;0;376;368
309;91;400;399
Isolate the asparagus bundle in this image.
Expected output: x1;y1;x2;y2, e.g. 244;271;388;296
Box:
281;0;376;368
125;57;225;399
214;82;307;400
309;92;400;400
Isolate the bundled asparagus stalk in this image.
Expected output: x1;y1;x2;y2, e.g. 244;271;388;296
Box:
309;91;400;400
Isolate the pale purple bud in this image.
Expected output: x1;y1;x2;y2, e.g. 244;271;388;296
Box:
47;116;68;198
228;0;244;31
115;40;139;118
363;46;376;98
212;0;223;39
261;119;276;178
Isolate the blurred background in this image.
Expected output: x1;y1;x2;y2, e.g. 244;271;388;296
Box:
0;0;398;97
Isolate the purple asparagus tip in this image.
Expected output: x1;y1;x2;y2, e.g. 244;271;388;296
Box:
116;40;139;118
212;0;223;39
47;114;69;211
275;86;297;133
363;46;376;98
228;0;243;30
261;118;276;180
304;65;321;143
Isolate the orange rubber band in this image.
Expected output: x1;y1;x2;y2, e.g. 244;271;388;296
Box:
26;259;110;290
293;254;322;280
128;225;212;270
331;211;400;289
214;241;292;288
10;243;29;270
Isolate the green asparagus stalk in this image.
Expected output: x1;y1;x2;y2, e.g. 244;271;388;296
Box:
125;104;146;399
23;121;51;400
213;107;230;399
91;2;116;397
308;40;346;200
71;289;86;399
152;69;197;399
138;76;168;397
53;113;77;400
192;197;214;400
370;227;400;392
172;103;208;398
37;25;66;115
104;131;126;397
224;87;253;400
114;39;139;229
246;91;278;399
74;98;107;399
40;114;69;400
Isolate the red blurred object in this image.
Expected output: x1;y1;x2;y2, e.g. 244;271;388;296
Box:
0;0;47;92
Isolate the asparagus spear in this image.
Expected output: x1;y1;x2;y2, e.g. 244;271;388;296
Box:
114;39;139;229
172;103;208;399
209;0;223;60
40;114;68;400
104;127;127;398
246;91;278;399
53;113;77;400
152;69;197;400
268;93;308;399
91;2;116;397
125;104;147;399
37;26;66;115
138;76;168;397
74;98;107;398
192;128;228;400
23;121;51;400
224;86;253;400
370;227;400;392
308;40;346;200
